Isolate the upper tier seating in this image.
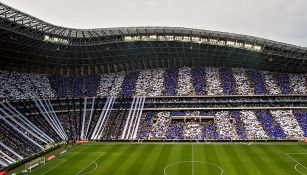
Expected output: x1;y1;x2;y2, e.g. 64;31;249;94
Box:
0;67;306;100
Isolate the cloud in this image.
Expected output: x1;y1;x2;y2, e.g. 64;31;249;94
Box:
1;0;307;46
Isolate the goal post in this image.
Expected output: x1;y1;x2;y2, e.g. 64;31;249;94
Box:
24;157;45;172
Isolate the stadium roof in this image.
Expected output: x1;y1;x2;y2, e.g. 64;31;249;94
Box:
0;2;306;75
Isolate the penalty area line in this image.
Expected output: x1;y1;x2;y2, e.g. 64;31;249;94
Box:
40;159;67;175
75;152;105;175
284;153;307;175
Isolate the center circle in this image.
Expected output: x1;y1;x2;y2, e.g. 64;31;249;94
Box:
164;161;223;175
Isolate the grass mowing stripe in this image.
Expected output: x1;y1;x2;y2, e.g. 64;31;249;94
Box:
127;144;155;175
261;144;290;175
205;144;221;175
219;144;241;175
256;144;288;175
112;144;145;174
66;144;105;173
156;144;173;175
158;144;184;175
145;144;172;175
273;144;306;175
252;145;279;173
75;152;104;175
171;144;185;175
298;143;307;152
226;144;249;175
198;143;210;175
41;159;66;175
92;144;124;175
99;144;134;175
139;145;165;174
174;145;187;175
19;142;307;175
245;145;275;175
238;145;264;175
137;145;168;175
35;151;99;175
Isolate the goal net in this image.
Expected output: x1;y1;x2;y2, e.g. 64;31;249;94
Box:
24;157;45;172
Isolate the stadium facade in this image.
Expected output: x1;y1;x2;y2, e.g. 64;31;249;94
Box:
0;2;306;172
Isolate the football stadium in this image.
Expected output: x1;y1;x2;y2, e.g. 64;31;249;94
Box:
0;1;306;175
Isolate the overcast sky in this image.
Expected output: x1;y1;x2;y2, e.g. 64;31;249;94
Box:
1;0;307;47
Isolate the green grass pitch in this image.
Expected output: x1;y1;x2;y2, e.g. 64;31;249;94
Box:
24;142;307;175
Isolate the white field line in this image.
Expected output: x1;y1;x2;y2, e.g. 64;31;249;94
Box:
163;161;223;175
285;153;307;175
28;145;104;175
28;158;65;175
27;147;81;174
75;152;105;175
79;162;98;175
40;159;66;175
295;163;306;175
192;145;194;175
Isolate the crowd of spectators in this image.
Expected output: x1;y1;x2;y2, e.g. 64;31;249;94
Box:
201;120;219;140
215;111;239;140
275;73;291;94
230;111;247;139
138;112;155;139
97;73;125;96
293;110;307;136
20;101;61;142
262;71;282;95
167;121;184;140
247;70;268;95
0;121;39;161
120;72;139;97
192;67;206;95
220;67;236;95
49;75;100;98
163;68;179;96
135;69;165;96
271;110;304;139
136;109;305;141
0;71;54;100
289;74;306;94
205;67;224;95
184;121;202;140
149;112;171;139
232;68;251;95
177;67;194;96
0;67;306;167
57;113;77;140
256;110;286;139
0;67;306;100
240;110;268;139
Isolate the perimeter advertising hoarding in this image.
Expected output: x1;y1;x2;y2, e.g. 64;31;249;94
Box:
0;170;7;175
76;140;90;144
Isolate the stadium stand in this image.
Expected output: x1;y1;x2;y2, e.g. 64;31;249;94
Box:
0;2;306;173
0;65;306;168
0;3;306;168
